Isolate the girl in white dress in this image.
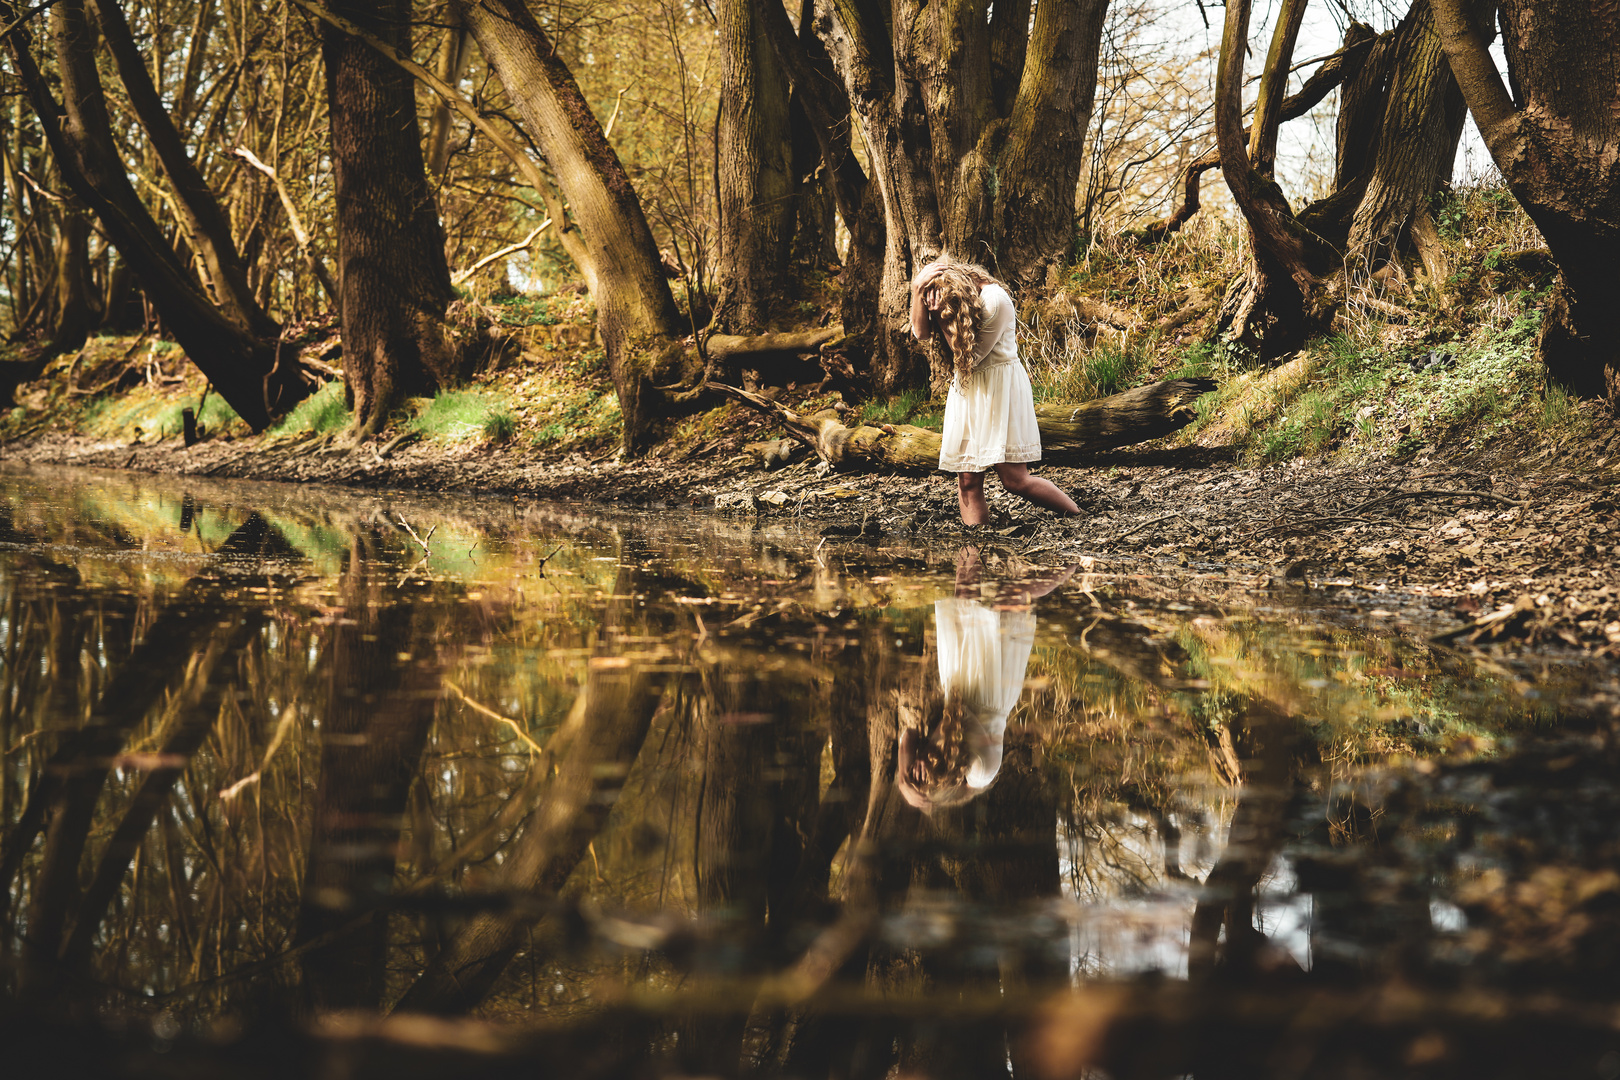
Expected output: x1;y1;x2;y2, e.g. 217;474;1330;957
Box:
910;257;1080;524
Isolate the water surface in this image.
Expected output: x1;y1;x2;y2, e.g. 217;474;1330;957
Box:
2;465;1617;1079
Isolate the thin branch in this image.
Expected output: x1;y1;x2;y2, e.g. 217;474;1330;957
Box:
232;146;339;304
451;220;550;286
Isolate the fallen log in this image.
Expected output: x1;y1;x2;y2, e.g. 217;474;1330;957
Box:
713;377;1217;470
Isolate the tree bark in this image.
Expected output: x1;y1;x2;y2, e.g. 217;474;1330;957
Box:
454;0;688;454
1;0;300;430
715;376;1215;470
1433;0;1620;397
716;0;795;331
322;0;456;436
1343;0;1474;279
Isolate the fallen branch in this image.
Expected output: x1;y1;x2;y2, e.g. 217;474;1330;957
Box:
713;377;1217;471
705;325;842;359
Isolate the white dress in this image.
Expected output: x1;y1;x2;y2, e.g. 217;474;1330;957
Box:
934;598;1037;792
938;282;1042;473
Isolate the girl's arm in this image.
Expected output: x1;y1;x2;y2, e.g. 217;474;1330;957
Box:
910;259;948;340
910;279;933;340
969;284;1015;368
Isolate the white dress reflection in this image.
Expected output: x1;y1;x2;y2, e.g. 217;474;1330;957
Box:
898;548;1073;812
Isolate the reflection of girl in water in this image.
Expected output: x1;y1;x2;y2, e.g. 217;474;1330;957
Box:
897;548;1074;812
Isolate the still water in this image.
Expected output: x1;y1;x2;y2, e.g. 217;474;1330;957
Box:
2;465;1618;1079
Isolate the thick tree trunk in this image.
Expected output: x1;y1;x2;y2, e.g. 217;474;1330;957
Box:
455;0;687;454
815;0;1109;392
2;0;299;430
323;0;456;437
715;376;1215;470
717;0;795;332
994;0;1109;289
90;0;276;338
1343;1;1474;279
1434;0;1620;398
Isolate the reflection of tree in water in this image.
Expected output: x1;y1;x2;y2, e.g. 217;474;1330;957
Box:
5;476;1620;1077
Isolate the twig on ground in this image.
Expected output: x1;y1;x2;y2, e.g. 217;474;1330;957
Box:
1104;511;1180;544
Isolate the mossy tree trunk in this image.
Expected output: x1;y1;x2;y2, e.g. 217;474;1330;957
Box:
1434;0;1620;398
323;0;457;437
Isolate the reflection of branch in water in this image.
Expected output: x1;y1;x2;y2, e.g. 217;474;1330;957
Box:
443;678;545;758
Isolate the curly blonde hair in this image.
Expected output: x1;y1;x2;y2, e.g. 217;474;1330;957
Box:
897;691;982;811
914;256;1001;386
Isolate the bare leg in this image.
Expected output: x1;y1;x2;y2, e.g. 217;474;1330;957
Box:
993;462;1080;515
958;471;990;525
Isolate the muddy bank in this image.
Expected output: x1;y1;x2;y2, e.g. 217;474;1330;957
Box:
5;426;1620;657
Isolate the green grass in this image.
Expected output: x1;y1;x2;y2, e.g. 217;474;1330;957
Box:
268;380;348;436
857;388;941;429
1031;341;1151;403
410;390;513;441
482;411;518;442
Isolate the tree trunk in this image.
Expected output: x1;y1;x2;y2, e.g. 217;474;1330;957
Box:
993;0;1109;289
45;202;95;359
715;376;1215;470
1;0;301;430
1433;0;1620;398
454;0;687;454
322;0;456;437
716;0;795;332
426;12;472;177
1213;0;1333;357
90;0;277;338
814;0;1109;393
1343;1;1474;279
295;564;438;1012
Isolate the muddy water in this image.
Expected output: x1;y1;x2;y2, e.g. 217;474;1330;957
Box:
2;464;1619;1079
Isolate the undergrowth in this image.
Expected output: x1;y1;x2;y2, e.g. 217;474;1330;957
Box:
269;380;348;437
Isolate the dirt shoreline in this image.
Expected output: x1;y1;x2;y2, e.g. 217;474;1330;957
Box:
5;427;1619;658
